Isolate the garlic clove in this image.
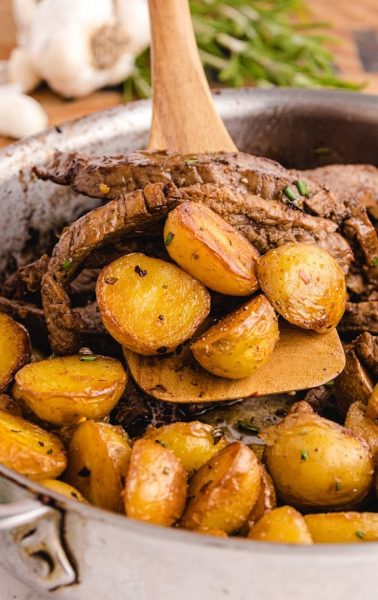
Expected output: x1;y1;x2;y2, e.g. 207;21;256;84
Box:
8;47;41;93
0;87;48;138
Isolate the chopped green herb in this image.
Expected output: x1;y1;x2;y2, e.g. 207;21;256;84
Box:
283;186;298;203
296;180;310;197
355;530;365;540
300;449;309;461
335;480;342;491
325;380;335;388
79;355;97;362
237;420;259;435
185;159;199;166
314;147;331;155
211;428;224;445
372;257;378;267
165;232;175;246
61;258;72;270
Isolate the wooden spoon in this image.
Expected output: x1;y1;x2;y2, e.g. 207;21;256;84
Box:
124;0;345;403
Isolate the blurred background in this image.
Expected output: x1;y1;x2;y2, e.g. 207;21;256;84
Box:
0;0;377;147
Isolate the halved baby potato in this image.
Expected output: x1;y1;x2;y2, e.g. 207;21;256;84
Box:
305;512;378;543
66;421;131;512
248;506;313;544
0;313;31;391
13;355;127;425
164;202;260;296
41;479;87;503
0;410;66;480
96;253;211;355
191;295;279;379
125;439;187;526
144;421;228;473
256;243;347;332
261;412;374;509
181;441;261;533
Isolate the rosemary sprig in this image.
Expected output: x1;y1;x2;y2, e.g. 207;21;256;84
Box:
124;0;363;102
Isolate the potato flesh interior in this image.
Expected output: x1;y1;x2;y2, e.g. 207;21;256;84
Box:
164;202;259;296
0;313;30;391
248;506;313;544
13;355;127;425
96;253;210;355
191;295;279;379
305;512;378;543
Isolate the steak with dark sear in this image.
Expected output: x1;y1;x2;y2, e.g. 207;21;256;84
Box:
40;181;353;354
354;332;378;378
3;254;49;299
339;301;378;336
334;348;374;416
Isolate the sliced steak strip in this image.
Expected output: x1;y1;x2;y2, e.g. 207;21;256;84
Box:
3;254;49;298
339;301;378;336
334;348;374;416
354;332;378;378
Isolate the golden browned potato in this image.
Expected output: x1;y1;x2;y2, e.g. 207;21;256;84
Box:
0;410;66;480
164;202;260;296
65;421;131;512
40;479;87;503
248;506;313;544
366;384;378;420
194;527;228;538
191;295;279;379
181;441;261;533
256;243;346;332
96;253;211;355
144;421;228;473
247;465;277;527
260;412;374;509
125;439;187;526
345;401;378;463
13;355;127;425
305;512;378;543
0;313;31;391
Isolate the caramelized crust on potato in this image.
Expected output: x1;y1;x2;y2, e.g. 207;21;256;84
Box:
248;506;313;544
66;421;131;512
182;441;261;533
261;413;374;509
96;253;211;355
305;512;378;543
366;384;378;420
0;410;66;480
144;421;228;472
191;295;279;379
0;313;31;391
13;355;127;425
164;202;260;296
125;439;187;526
345;401;378;464
256;243;347;332
247;465;277;527
41;479;87;503
194;527;228;538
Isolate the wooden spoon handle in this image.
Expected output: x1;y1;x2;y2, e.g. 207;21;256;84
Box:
147;0;237;153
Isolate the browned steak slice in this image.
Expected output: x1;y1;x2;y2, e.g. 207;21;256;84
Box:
339;301;378;336
354;332;378;378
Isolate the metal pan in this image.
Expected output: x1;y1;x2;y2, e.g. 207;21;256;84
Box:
0;88;377;600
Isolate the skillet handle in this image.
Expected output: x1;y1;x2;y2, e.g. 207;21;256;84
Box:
0;498;76;590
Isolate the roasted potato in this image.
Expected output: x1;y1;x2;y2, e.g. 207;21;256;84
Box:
13;355;127;425
96;253;211;355
305;512;378;543
125;439;187;526
0;313;31;391
191;295;279;379
366;384;378;420
248;506;313;544
261;412;374;509
144;421;228;472
164;202;260;296
0;409;66;480
256;243;347;332
194;527;228;538
41;479;87;503
247;465;277;527
181;441;261;533
65;421;131;512
345;401;378;463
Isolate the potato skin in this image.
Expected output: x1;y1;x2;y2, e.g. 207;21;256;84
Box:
305;512;378;543
345;401;378;464
41;479;87;503
261;413;374;509
0;313;31;391
125;439;187;526
144;421;228;472
13;355;127;425
181;441;261;533
247;465;277;527
248;506;313;544
66;421;131;512
164;202;260;296
191;295;279;379
367;384;378;420
0;410;66;480
96;253;211;355
256;243;347;332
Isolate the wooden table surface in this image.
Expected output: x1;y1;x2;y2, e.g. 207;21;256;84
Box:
0;0;377;148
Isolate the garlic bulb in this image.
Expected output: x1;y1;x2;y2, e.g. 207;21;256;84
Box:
9;0;150;98
0;86;48;138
